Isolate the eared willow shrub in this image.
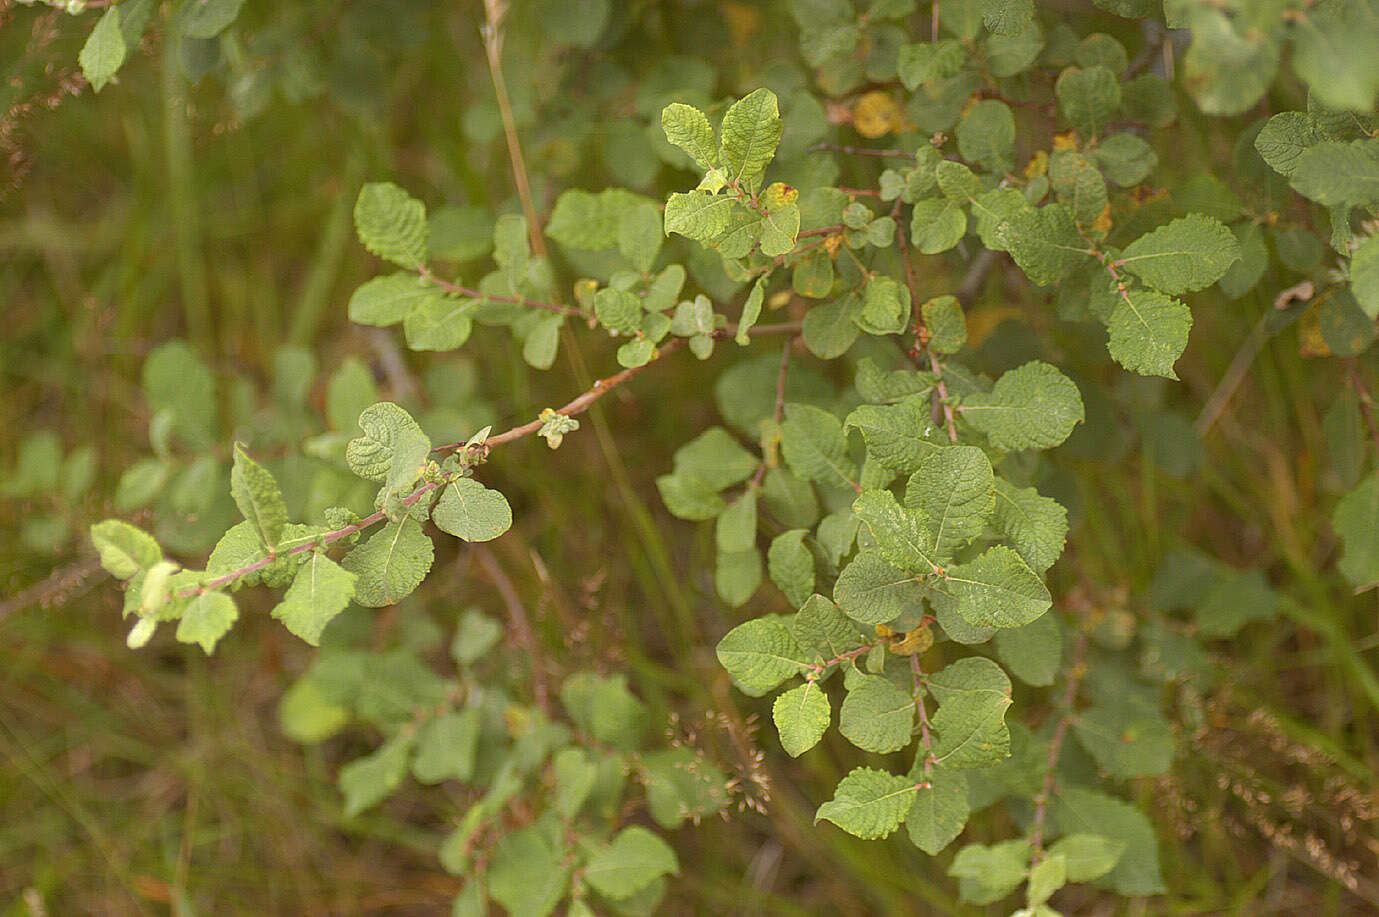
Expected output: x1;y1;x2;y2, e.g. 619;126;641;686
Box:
54;0;1379;911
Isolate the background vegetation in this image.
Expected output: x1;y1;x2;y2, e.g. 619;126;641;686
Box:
2;0;1378;913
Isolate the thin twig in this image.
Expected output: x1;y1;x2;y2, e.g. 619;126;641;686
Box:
163;321;803;599
481;0;544;256
1028;630;1090;863
910;654;936;779
0;556;102;624
475;545;550;713
749;337;798;488
955;249;1001;305
1195;310;1272;437
418;264;584;319
806;143;916;159
1346;360;1379;457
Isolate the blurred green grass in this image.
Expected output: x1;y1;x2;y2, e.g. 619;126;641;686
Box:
3;4;1379;915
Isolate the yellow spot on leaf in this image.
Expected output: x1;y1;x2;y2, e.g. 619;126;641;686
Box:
888;625;934;656
853;91;906;139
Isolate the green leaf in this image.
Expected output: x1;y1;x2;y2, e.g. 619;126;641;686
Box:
905;769;969;854
1046;834;1126;882
1290;140;1379;208
1106;290;1193;379
1000;204;1089;285
793;593;864;661
781;403;856;489
922;296;967;354
277;676;349;745
960;361;1085;452
1056;66;1120;139
910;198;967;254
760;203;801;257
905;446;994;560
716;617;805;696
1194;567;1279;637
452;607;502;666
948;839;1030;904
115;459;170;512
595;287;643;335
552;747;598;818
815;767;918;840
1218;222;1268;300
834;551;924;626
80;7;126;92
803;299;861;359
175;590;238;654
735;276;767;345
664;191;735;241
348;273;443;327
1053;788;1165;895
561;671;648;751
657;471;727;521
1333;470;1379;590
230;444;288;551
271;553;357;646
1350;233;1379;319
205;521;282;588
673;427;759;490
716;547;762;607
716;491;758;553
346;402;431;483
898;40;967;89
1290;0;1379;113
661;103;719;171
1072;704;1175;778
584;826;679;901
839;674;916;754
179;0;244;38
1119;214;1240;295
773;682;831;757
846;398;943;474
326;359;379;432
719;88;783;186
354;182;428;268
856;276;910;336
768;530;816;607
640;747;731;829
412;709;480;785
1181;12;1278;116
934;546;1052;628
957;100;1016;173
433;478;512;543
994;613;1062;686
1027;854;1067;906
931;690;1011;768
90;520;162;581
403;296;474;351
486;827;570;917
853;489;940;574
342;518;434;608
339;733;415;817
980;0;1033;35
990;479;1068;574
1093;133;1158;186
1254;111;1318;179
548;189;651;252
143;341;217;448
522;313;563;369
